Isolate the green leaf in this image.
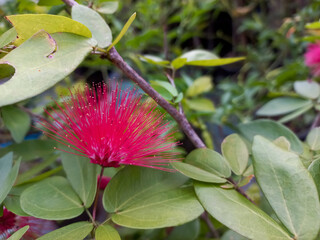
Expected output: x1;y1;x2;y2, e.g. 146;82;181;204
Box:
238;119;303;153
103;166;203;228
186;76;213;97
0;28;17;48
96;1;119;14
20;176;84;220
167;219;200;240
185;148;231;178
273;136;291;151
139;54;170;66
174;92;183;103
0;152;13;185
0;157;20;204
186;57;245;67
221;134;249;175
195;183;292;240
185;98;215;112
294;80;320;99
171;58;187;69
6;14;91;45
38;0;63;6
171;161;227;183
171;147;231;183
0;139;56;162
72;4;112;48
172;49;244;69
180;49;218;62
95;224;121;240
61;150;97;208
306;21;320;29
7;226;29;240
256;97;312;116
4;183;32;216
278;103;313;124
1;105;31;143
106;12;136;51
252;136;320;240
38;222;93;240
306;127;320;151
150;80;178;96
0;31;92;107
309;159;320;199
151;84;173;100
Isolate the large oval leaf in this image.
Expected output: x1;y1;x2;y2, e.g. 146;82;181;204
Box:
6;14;91;45
195;182;292;240
0;31;92;107
72;4;112;48
185;148;231;178
61;149;97;208
4;183;32;216
103;166;203;229
38;222;93;240
252;136;320;240
256;97;311;116
20;176;84;220
221;134;249;175
171;161;227;183
238;119;303;153
294;80;320;99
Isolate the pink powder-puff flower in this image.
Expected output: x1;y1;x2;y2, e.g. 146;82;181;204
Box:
39;83;179;171
0;207;56;239
305;43;320;77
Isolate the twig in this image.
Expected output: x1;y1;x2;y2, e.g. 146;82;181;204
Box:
106;47;206;148
227;177;255;204
200;212;220;238
92;166;105;221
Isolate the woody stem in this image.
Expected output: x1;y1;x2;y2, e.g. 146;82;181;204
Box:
92;166;105;221
106;47;206;148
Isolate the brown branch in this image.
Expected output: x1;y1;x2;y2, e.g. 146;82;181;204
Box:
228;177;255;204
106;47;206;148
200;212;220;238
